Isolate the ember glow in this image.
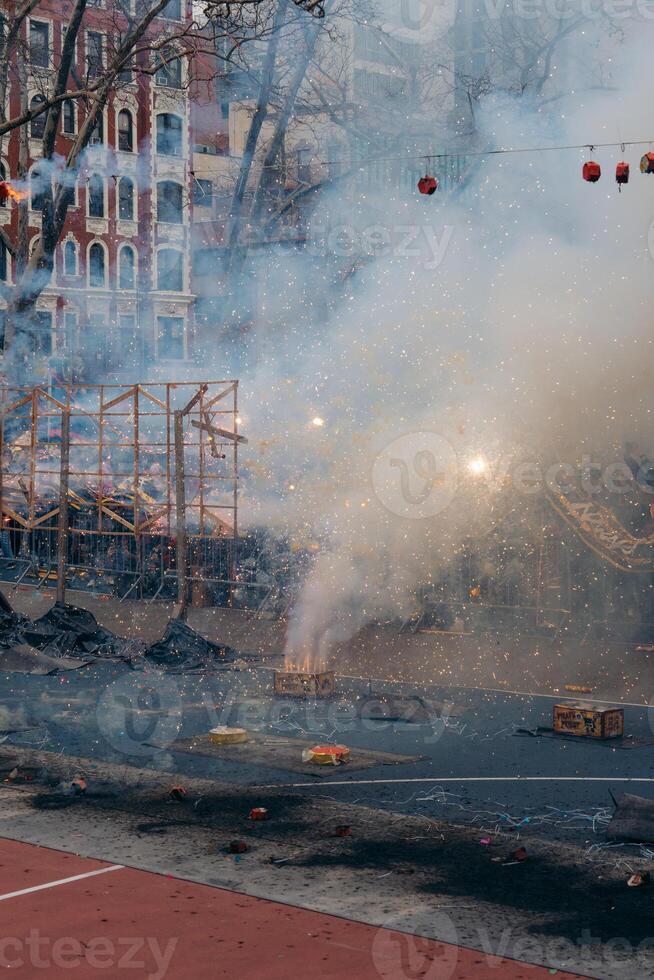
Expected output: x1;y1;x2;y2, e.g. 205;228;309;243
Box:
467;456;489;477
0;180;27;203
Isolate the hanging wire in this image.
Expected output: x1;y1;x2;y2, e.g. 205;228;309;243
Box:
317;137;654;171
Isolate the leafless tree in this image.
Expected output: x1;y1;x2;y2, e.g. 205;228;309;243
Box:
0;0;316;356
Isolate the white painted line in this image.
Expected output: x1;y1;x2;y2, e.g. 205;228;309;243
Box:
0;864;124;902
335;674;653;710
261;776;654;789
256;664;653;709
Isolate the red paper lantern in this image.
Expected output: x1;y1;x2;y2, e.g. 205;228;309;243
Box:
418;175;438;196
616;162;630;186
640;152;654;174
582;161;601;183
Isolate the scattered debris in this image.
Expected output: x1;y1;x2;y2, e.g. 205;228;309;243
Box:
228;840;249;854
334;825;352;837
479;837;492;846
274;670;335;698
564;684;593;694
144;620;241;672
169;786;187;802
208;726;248;745
249;807;269;821
71;775;87;794
302;745;350;766
627;872;650;888
553;703;624;740
513;846;528;862
608;793;654;843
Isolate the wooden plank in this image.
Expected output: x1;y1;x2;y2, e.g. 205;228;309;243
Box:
39;389;67;412
181;383;209;417
204;383;236;410
31;507;61;527
56;408;70;603
174;411;188;608
1;506;30;528
101;386;136;413
99;505;136;532
137;386;167;410
0;392;33;417
191;419;248;445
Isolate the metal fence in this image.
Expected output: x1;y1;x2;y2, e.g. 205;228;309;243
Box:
0;381;247;607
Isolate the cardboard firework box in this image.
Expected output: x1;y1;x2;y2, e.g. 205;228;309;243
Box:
553;703;624;740
274;671;335;698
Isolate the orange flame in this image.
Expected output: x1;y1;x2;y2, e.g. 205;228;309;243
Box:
0;181;27;202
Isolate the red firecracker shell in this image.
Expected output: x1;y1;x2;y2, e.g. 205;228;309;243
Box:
582;161;601;183
616;162;630;185
418;175;438;196
249;807;269;821
640;152;654;174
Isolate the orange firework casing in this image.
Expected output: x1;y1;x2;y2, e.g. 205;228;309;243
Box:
274;670;335;698
553;703;624;739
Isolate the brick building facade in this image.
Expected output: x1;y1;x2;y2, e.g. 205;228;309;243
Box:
0;0;195;376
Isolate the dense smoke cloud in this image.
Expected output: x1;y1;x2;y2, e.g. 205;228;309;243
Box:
205;29;654;665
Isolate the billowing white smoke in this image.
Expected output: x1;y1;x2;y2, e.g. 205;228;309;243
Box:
229;31;654;666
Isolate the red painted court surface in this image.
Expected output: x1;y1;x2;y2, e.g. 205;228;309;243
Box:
0;838;589;979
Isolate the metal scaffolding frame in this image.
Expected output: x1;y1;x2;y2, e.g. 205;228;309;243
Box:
0;380;243;606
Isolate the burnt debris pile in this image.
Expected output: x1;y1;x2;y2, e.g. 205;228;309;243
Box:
144;619;242;673
0;591;245;673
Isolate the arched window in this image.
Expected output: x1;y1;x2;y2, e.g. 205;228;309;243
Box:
63;240;77;276
30;95;47;138
0;161;5;207
156;181;183;224
118;245;135;289
156;113;182;156
88;174;104;218
118;177;134;221
30;167;47;212
157;248;183;292
88;242;106;287
117;109;133;152
0;238;7;282
62;100;76;135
